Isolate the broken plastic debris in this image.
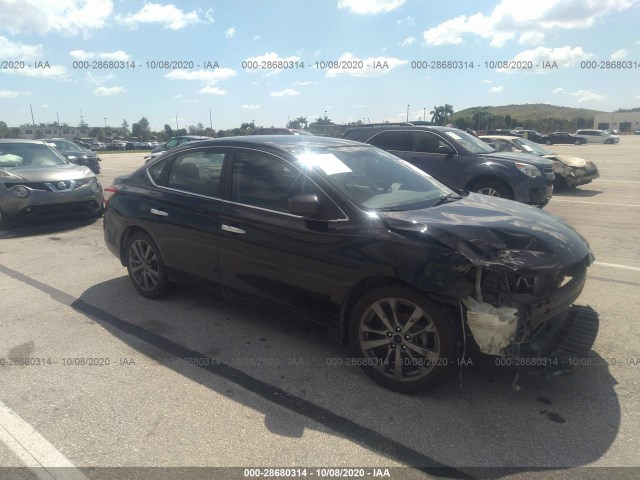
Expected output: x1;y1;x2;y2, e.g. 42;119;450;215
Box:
463;297;518;356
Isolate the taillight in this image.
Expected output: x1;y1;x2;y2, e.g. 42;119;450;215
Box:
103;186;118;209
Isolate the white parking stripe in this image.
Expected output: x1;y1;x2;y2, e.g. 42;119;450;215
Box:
594;262;640;272
0;400;88;480
552;199;640;207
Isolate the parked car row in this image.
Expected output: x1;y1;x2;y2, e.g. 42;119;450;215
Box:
44;139;101;174
103;135;599;393
486;129;620;145
479;135;600;189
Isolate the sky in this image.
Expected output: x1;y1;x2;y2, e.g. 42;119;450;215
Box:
1;0;639;131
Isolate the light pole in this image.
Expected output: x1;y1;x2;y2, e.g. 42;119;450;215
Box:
407;105;410;122
423;108;426;123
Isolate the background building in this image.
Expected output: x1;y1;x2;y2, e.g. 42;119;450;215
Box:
592;112;640;132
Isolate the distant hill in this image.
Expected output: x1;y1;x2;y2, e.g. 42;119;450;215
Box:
452;104;604;122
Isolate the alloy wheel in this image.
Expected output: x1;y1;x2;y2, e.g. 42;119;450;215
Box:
128;239;160;292
358;297;441;383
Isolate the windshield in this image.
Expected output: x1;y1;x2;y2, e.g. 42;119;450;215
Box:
511;137;552;156
0;143;68;168
444;130;495;154
295;145;452;211
46;140;86;152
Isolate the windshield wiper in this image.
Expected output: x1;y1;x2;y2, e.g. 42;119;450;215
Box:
432;193;461;207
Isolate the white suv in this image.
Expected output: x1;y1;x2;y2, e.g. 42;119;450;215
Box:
575;129;619;144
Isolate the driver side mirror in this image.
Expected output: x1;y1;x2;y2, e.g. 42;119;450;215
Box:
437;145;456;156
288;194;320;217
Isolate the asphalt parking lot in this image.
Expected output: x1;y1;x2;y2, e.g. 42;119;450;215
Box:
1;138;639;480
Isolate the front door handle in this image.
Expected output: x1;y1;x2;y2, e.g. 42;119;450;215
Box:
150;208;169;217
221;224;245;234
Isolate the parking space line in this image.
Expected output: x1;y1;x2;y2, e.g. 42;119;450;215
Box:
551;199;640;207
594;262;640;272
0;399;88;480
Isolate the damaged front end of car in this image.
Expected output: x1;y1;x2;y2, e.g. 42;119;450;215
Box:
382;193;599;366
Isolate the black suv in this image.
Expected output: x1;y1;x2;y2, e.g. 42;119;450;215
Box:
343;125;554;207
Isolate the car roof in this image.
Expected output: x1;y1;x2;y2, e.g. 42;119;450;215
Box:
168;134;367;155
0;139;48;144
479;135;520;140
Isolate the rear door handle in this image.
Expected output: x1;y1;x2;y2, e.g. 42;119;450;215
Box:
150;208;168;217
221;224;245;234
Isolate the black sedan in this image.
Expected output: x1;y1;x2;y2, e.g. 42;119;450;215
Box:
103;136;598;392
546;132;587;145
45;139;101;174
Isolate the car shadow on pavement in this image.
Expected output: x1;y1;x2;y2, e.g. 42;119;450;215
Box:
73;278;620;478
552;188;603;198
0;216;102;239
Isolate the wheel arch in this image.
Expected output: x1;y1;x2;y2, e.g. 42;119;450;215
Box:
337;276;462;345
119;225;156;266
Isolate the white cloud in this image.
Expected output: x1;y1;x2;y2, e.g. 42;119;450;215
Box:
225;27;236;39
93;86;126;96
611;49;629;59
270;88;300;97
70;49;132;61
86;72;115;85
165;68;236;82
325;52;408;77
253;35;261;40
174;94;183;99
338;0;405;14
423;0;636;47
571;89;604;102
518;31;545;46
400;36;415;46
241;104;261;110
205;8;214;23
0;0;112;35
197;86;227;95
294;81;316;86
0;36;42;59
118;3;201;30
490;86;504;92
553;87;567;94
397;15;415;26
0;90;31;98
482;79;493;84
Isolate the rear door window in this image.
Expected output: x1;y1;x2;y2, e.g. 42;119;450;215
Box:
368;131;410;151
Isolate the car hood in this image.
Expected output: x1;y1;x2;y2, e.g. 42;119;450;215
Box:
543;154;588;168
379;193;593;274
58;149;97;158
3;164;92;182
482;151;554;167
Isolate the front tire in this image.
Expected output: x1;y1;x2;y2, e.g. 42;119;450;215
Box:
126;232;172;299
349;286;457;393
469;179;513;199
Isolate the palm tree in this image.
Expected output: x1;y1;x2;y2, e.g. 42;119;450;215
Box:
430;106;444;125
442;103;454;125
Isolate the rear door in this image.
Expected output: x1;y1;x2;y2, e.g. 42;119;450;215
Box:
145;148;227;286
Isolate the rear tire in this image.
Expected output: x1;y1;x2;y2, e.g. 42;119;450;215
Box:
126;232;172;299
574;140;581;145
349;286;457;393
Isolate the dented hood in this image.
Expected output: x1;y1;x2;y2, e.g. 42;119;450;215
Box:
543;154;588;168
380;193;593;274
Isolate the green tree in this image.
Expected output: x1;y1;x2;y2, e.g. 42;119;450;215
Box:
0;121;10;138
287;116;308;129
164;124;174;137
131;123;141;139
121;119;130;136
138;117;150;140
